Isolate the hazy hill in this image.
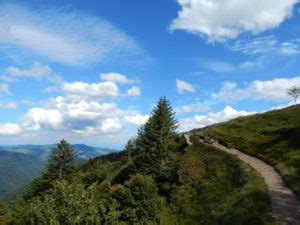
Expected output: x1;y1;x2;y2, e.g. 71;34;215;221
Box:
0;144;114;198
0;151;44;198
0;144;111;160
197;104;300;197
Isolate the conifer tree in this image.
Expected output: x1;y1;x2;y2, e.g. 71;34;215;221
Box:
45;139;76;180
124;138;135;161
20;140;76;201
134;97;178;174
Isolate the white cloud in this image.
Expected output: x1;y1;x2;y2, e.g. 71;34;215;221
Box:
0;101;17;109
200;59;260;73
100;118;122;133
57;72;141;100
0;62;53;82
238;61;257;69
231;36;300;56
100;72;135;84
176;79;196;94
231;36;277;54
62;81;120;101
175;103;210;114
170;0;299;41
5;95;146;139
22;108;63;131
123;114;149;126
212;77;300;102
0;83;12;95
0;4;145;65
279;40;300;55
125;86;141;96
179;106;255;131
0;123;22;136
200;59;236;73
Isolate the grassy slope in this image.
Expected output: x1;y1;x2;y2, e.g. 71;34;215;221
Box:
79;139;276;224
198;104;300;197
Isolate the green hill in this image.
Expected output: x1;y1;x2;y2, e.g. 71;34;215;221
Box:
0;144;111;160
5;98;276;224
197;104;300;197
0;151;44;198
0;144;113;199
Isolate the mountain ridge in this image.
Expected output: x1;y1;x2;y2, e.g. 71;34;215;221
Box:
0;144;116;199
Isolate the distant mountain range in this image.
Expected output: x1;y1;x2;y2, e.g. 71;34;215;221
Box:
0;144;115;198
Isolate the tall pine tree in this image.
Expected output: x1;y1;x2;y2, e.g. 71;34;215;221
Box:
45;139;76;180
23;139;76;200
134;97;178;175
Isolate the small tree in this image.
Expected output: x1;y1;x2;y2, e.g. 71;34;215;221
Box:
124;138;135;161
287;85;300;104
112;175;161;224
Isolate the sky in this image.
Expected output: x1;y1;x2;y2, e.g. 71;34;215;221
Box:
0;0;299;149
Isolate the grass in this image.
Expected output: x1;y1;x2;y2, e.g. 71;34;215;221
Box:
160;138;277;225
197;104;300;198
76;137;277;224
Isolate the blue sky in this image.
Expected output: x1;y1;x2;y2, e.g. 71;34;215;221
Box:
0;0;300;148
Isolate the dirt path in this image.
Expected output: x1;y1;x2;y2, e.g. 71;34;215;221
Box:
184;134;300;225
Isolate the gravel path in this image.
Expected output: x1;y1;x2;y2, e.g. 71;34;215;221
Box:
184;134;300;225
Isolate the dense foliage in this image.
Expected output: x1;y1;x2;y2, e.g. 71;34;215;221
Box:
1;97;276;224
199;104;300;197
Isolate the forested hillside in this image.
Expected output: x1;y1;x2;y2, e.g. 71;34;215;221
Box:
0;152;43;198
0;144;110;160
0;98;276;224
0;145;112;199
199;104;300;197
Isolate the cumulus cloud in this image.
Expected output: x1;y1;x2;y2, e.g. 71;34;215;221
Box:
62;81;120;101
123;114;149;126
4;96;147;138
22;108;63;131
212;77;300;102
175;103;210;114
125;86;141;96
176;79;196;94
170;0;299;41
178;106;255;131
100;118;122;133
0;83;12;95
0;123;22;136
100;72;135;84
0;3;145;65
45;72;140;100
